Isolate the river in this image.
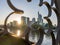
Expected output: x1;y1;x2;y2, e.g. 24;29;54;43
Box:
29;30;57;45
8;29;57;45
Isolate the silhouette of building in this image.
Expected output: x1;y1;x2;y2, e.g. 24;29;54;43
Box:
32;18;35;23
8;21;18;27
27;18;36;27
37;12;43;25
9;22;13;27
21;16;36;26
12;21;18;27
21;16;27;24
26;17;30;25
20;12;44;27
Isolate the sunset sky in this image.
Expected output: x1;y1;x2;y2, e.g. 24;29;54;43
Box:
0;0;57;25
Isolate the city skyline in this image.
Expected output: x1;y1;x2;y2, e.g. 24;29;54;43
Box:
8;13;43;25
0;0;57;25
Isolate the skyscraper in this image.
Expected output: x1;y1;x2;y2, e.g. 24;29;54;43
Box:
27;17;30;25
37;12;43;25
21;16;26;25
12;21;18;27
32;18;35;23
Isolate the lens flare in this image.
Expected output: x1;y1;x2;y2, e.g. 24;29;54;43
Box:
10;30;21;38
17;30;20;37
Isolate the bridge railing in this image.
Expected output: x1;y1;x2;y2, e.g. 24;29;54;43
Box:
1;0;60;45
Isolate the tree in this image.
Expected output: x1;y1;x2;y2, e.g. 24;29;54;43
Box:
31;22;43;30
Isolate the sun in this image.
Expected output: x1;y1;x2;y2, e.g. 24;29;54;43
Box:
15;17;21;24
7;14;22;25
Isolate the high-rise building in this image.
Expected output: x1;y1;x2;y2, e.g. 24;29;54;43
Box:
12;21;18;27
37;12;43;25
32;18;35;23
9;22;13;27
21;16;27;25
27;17;30;25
